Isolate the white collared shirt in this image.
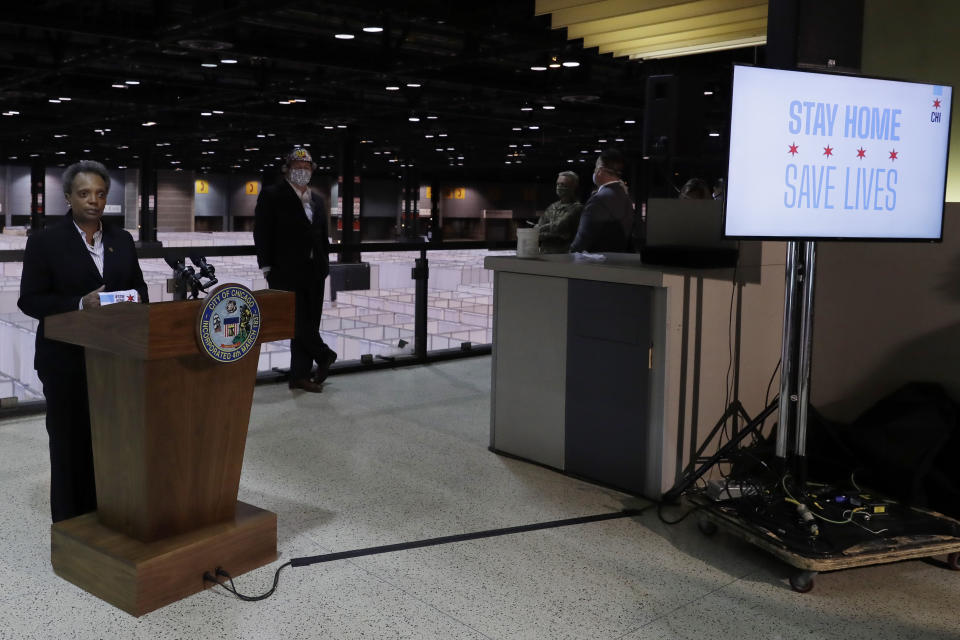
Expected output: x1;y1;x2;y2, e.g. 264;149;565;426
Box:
287;181;314;223
74;219;104;277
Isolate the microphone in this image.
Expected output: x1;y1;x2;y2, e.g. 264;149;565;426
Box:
164;256;196;282
165;256;201;299
189;254;218;289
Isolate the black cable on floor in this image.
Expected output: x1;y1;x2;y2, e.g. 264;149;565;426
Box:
292;506;653;567
204;506;654;602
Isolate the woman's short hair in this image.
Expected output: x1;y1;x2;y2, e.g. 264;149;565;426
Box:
62;160;111;195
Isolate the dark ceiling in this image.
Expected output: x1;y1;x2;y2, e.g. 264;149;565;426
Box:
0;0;761;180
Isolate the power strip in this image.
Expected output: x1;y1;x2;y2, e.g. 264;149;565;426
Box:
706;479;761;501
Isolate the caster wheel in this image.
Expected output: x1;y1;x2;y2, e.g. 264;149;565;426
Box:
697;517;718;536
947;553;960;571
789;571;816;593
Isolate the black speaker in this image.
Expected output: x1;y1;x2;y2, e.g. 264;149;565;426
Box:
797;0;864;71
643;75;678;158
767;0;864;71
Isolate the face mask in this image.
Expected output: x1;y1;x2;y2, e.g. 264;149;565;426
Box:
556;185;572;199
288;168;312;186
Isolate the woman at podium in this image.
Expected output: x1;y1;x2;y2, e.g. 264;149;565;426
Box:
18;160;148;522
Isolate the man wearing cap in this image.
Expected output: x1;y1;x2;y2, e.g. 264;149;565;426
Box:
536;171;582;253
254;147;337;393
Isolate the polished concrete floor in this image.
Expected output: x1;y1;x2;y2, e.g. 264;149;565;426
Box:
0;357;958;639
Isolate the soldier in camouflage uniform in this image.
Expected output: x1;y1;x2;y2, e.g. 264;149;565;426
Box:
536;171;583;253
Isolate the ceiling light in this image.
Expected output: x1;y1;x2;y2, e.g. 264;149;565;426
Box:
337;125;347;129
522;143;531;148
708;132;721;137
324;125;334;129
55;151;66;155
549;57;562;69
509;144;517;148
530;65;547;71
435;148;444;152
624;119;636;124
201;63;217;68
615;138;624;142
438;133;447;137
542;105;555;110
385;85;400;91
58;97;71;101
125;80;140;85
520;106;533;112
142;121;157;126
425;134;434;138
257;134;266;138
562;61;580;68
426;115;438;120
512;127;522;131
210;138;218;141
363;26;384;33
335;34;355;40
293;99;306;103
406;83;421;88
704;91;714;96
48;99;61;103
528;125;539;130
409;116;420;122
212;110;224;114
200;112;212;116
111;83;127;88
220;58;238;64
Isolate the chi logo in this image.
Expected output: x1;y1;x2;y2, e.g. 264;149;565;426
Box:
196;284;262;363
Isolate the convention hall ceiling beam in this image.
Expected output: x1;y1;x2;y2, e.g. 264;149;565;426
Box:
536;0;767;59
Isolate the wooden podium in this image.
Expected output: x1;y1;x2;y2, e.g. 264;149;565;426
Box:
43;289;294;616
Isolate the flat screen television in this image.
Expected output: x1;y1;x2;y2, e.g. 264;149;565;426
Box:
724;65;952;240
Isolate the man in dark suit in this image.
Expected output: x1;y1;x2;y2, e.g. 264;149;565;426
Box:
569;149;637;253
254;147;337;393
18;160;149;522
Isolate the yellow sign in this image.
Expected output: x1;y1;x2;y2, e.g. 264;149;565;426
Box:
425;186;465;199
195;179;209;195
245;181;260;195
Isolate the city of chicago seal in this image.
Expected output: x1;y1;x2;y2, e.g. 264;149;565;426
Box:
196;283;261;363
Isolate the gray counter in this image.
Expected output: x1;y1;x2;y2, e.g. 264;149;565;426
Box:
485;250;785;498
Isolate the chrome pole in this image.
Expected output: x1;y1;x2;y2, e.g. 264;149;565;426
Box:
794;241;817;458
776;241;799;459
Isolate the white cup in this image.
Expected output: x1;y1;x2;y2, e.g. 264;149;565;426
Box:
516;228;539;258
